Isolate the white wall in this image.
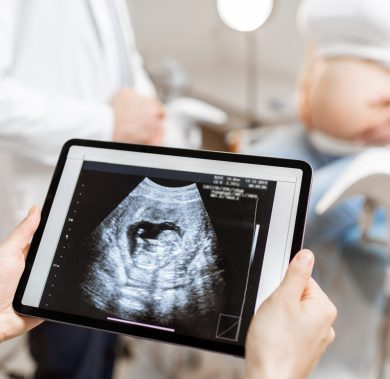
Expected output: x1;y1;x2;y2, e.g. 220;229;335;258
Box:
128;0;305;120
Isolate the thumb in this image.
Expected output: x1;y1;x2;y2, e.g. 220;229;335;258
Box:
3;205;40;256
280;249;315;299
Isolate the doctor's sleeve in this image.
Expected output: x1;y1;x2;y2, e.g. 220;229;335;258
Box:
0;2;114;166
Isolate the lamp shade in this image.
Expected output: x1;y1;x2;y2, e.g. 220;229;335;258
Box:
217;0;273;32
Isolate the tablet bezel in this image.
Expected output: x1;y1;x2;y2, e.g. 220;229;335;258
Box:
13;139;312;357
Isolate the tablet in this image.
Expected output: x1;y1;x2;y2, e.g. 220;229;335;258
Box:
13;139;311;357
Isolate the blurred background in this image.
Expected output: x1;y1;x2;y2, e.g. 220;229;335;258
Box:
1;0;390;379
129;0;303;126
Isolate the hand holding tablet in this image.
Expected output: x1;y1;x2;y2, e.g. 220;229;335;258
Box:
0;206;42;343
13;139;312;356
1;208;336;379
244;250;337;379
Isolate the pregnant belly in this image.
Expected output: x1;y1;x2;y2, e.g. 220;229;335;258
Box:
309;58;390;139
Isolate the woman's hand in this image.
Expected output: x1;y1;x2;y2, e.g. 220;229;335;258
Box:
0;206;42;343
244;250;337;379
110;88;165;146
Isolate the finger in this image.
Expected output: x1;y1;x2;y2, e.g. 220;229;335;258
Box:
3;206;40;256
2;317;44;343
302;278;338;325
301;277;319;301
143;123;163;142
140;117;161;133
22;243;31;260
19;316;44;335
302;277;330;302
327;327;336;345
145;98;164;114
153;102;165;118
150;127;165;146
127;125;157;142
280;249;315;299
316;327;336;361
146;121;164;138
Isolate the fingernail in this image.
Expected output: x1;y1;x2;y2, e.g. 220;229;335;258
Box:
296;250;314;266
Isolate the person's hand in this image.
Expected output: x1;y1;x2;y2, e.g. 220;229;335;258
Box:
110;88;165;146
0;206;42;343
244;250;337;379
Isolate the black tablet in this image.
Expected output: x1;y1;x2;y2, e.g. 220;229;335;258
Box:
14;139;311;357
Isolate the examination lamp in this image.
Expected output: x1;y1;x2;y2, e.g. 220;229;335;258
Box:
217;0;274;127
216;0;274;32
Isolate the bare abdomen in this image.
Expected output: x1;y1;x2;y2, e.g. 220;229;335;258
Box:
308;58;390;139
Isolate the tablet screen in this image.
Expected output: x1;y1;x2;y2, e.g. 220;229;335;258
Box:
18;143;309;354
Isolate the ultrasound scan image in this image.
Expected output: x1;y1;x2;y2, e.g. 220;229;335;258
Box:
81;178;224;325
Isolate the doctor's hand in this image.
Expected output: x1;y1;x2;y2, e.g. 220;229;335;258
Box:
110;88;165;146
244;250;337;379
0;206;42;343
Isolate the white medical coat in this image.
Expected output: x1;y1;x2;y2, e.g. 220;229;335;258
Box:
0;0;155;237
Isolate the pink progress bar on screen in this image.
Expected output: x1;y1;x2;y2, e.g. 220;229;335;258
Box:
107;317;175;332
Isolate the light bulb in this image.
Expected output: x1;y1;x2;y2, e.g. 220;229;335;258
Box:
217;0;273;32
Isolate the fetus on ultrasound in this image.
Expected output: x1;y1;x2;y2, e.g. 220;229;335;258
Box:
81;178;223;324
